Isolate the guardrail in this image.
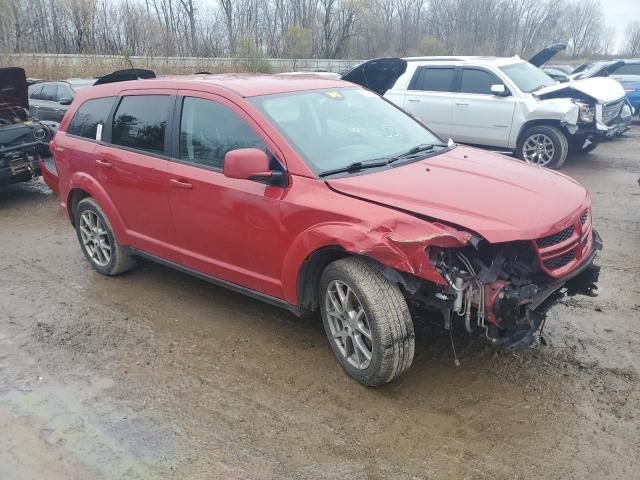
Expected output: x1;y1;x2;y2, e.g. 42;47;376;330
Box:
0;53;362;78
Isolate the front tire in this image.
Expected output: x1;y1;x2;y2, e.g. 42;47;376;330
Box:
517;125;568;169
319;257;415;386
75;198;136;276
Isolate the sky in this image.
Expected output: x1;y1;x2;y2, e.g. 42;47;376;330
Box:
602;0;640;52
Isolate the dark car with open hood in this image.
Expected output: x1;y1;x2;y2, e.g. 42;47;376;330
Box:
0;67;56;187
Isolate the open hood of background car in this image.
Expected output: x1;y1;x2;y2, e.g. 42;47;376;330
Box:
528;42;567;67
576;60;625;79
341;57;407;95
534;77;625;103
326;146;588;243
0;67;29;110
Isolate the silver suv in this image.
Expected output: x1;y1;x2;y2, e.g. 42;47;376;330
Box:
343;56;630;168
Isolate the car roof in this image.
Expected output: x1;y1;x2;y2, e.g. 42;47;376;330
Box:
403;56;523;67
79;74;350;99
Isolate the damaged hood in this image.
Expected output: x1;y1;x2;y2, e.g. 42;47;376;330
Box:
327;146;589;243
0;67;29;110
535;77;625;103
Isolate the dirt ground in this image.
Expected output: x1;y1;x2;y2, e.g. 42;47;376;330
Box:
1;127;639;480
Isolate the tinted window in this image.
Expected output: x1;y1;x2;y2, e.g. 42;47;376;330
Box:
68;97;115;140
179;97;265;169
40;85;58;102
613;64;640;75
112;95;172;154
460;69;501;94
30;85;43;99
411;68;455;92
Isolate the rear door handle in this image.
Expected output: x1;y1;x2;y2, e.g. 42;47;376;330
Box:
96;159;112;168
407;99;421;103
456;103;469;106
170;179;193;189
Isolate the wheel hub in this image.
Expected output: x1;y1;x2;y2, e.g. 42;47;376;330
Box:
79;211;111;267
325;280;373;370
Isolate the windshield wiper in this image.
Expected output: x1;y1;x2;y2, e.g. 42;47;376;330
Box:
319;159;389;177
386;143;448;164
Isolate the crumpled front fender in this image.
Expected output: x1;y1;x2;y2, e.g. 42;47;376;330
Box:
282;219;473;305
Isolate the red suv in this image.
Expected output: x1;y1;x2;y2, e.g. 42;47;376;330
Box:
42;74;601;386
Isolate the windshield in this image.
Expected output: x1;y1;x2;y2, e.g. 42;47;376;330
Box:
250;88;444;174
500;61;555;93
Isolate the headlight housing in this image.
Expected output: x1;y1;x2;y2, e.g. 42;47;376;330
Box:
575;101;595;123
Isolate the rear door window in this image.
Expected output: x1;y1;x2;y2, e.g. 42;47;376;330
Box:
68;97;116;140
111;95;173;154
410;67;455;92
40;85;58;102
460;68;501;94
179;97;265;169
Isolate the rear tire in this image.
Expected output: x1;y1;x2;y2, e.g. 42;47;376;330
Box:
319;257;415;386
75;198;136;276
517;125;568;169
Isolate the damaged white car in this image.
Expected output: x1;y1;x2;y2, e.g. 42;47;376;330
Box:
342;56;630;168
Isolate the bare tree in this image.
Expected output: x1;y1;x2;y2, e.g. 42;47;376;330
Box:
624;20;640;57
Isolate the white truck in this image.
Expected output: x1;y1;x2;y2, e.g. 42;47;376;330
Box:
342;56;631;168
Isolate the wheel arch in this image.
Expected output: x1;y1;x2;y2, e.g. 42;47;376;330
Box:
295;247;424;318
516;119;566;146
65;173;127;240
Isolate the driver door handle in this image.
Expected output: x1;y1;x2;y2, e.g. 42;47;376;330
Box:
96;159;112;168
456;102;469;106
170;179;193;189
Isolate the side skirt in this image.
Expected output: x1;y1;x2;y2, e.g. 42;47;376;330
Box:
129;248;301;316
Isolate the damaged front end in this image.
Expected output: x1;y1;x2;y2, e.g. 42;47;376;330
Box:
535;78;632;141
0;67;55;187
407;211;602;350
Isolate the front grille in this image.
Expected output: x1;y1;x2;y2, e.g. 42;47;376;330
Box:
602;99;624;124
537;225;574;248
543;250;577;270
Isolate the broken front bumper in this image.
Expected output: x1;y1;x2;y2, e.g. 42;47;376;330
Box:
498;230;603;350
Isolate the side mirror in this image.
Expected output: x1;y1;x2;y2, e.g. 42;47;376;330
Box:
223;148;285;186
59;98;73;105
490;84;509;96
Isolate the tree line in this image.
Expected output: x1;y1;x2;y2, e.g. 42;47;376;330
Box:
1;0;638;60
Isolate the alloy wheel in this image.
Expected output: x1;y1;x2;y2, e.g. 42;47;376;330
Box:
325;280;373;370
79;210;111;267
522;133;555;166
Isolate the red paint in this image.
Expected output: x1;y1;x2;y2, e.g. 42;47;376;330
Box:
46;75;594;310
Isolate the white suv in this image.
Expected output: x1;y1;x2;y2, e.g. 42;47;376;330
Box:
343;56;630;168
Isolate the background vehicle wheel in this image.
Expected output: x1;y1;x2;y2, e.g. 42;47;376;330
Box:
319;257;414;386
569;136;599;154
517;125;568;169
75;198;136;276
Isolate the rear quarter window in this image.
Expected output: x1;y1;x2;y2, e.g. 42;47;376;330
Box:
68;97;116;140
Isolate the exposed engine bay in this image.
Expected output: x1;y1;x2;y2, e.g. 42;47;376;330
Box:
1;67;57;187
408;215;602;350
